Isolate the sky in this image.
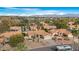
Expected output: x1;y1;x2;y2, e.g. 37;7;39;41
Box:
0;7;79;16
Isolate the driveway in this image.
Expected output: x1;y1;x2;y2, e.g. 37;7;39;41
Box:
30;46;54;51
25;39;57;50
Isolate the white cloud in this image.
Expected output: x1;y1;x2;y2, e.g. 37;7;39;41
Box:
57;12;66;15
0;13;20;16
1;7;79;16
0;7;68;16
0;8;67;16
28;10;65;15
7;7;41;11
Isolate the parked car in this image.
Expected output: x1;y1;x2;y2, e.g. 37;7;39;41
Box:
51;45;73;51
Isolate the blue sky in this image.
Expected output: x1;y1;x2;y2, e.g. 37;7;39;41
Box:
0;7;79;16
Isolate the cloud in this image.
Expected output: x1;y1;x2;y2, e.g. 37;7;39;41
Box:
7;7;41;11
0;8;70;16
28;10;66;15
0;13;19;16
57;12;66;15
0;7;79;16
0;11;66;16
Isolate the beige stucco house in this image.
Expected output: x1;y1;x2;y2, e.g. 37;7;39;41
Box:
25;30;52;40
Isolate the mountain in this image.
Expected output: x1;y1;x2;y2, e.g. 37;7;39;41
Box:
31;14;79;17
0;14;79;17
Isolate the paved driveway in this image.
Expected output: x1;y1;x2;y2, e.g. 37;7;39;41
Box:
30;46;54;51
26;39;57;50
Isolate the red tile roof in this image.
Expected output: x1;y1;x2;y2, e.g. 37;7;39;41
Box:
50;29;71;35
27;30;49;36
0;31;21;43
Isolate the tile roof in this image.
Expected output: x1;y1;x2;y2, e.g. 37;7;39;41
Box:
49;29;71;35
55;38;72;45
27;30;49;36
0;31;21;43
68;21;75;25
0;32;21;38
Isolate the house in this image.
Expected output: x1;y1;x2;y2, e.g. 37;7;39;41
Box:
67;21;76;30
0;31;21;38
10;26;21;32
25;30;52;40
44;25;57;30
68;21;75;26
0;31;21;44
40;22;48;26
74;24;79;30
55;37;73;45
29;23;38;31
49;29;73;39
41;22;57;30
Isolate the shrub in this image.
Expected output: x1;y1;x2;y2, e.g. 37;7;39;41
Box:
16;43;27;51
44;29;48;32
9;34;24;47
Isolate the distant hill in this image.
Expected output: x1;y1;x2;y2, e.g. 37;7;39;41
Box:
31;14;79;17
0;14;79;17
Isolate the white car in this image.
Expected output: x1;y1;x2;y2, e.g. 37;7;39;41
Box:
51;45;73;51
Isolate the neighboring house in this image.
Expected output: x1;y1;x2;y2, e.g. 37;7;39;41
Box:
25;30;52;40
0;31;21;38
55;37;73;45
0;31;21;44
67;21;76;30
29;23;38;31
68;21;75;26
68;25;76;30
44;25;57;30
41;22;57;30
40;22;48;26
10;26;21;32
49;29;73;39
74;24;79;30
30;26;37;31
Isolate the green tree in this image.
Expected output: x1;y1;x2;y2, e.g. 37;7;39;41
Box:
20;19;29;33
44;29;49;32
9;34;24;47
53;20;68;29
71;29;79;36
0;20;10;33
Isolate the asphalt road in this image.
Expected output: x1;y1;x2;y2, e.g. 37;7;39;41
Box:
29;44;77;51
30;46;54;51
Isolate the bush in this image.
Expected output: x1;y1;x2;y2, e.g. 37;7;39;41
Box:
9;34;24;47
44;29;48;32
16;43;27;51
22;33;26;36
